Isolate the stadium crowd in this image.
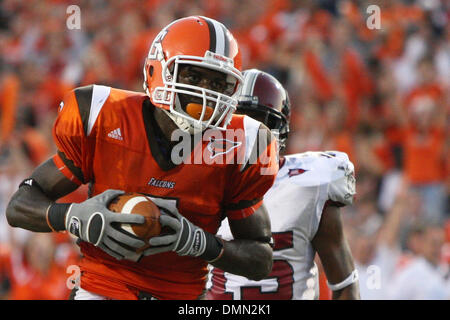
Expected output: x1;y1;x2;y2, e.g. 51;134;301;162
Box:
0;0;449;299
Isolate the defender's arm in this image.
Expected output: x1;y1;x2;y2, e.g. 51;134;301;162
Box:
312;204;360;300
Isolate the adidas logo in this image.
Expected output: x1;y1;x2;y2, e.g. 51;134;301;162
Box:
107;128;123;141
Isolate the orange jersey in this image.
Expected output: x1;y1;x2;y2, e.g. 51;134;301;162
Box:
52;85;278;299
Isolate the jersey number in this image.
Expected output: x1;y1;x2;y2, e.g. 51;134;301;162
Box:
240;231;294;299
210;231;295;299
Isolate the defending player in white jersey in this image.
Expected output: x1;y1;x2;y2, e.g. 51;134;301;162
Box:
207;69;360;300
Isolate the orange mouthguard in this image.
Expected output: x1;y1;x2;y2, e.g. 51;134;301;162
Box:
186;103;214;120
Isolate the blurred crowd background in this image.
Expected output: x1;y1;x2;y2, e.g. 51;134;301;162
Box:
0;0;449;299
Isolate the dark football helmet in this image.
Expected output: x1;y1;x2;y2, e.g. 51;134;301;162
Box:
237;69;290;151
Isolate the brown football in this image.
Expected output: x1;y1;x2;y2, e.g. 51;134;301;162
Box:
108;192;161;252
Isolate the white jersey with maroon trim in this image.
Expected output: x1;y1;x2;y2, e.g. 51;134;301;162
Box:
207;151;356;300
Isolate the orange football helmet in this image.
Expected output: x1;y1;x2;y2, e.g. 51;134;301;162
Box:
143;16;243;133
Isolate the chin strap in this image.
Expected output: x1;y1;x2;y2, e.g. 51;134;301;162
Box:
161;108;190;132
161;108;204;135
163;95;206;135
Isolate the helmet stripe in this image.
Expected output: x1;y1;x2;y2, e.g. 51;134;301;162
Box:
213;21;225;55
241;69;259;97
211;19;225;56
203;17;217;54
202;16;227;56
219;24;230;57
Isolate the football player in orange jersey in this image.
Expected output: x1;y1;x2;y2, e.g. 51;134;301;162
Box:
6;16;278;300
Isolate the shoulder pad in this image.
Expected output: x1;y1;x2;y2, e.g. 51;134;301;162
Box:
284;151;356;205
